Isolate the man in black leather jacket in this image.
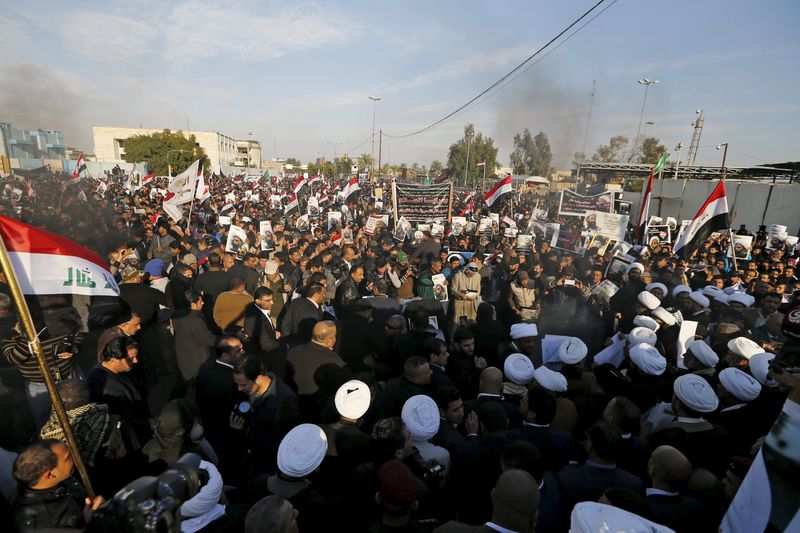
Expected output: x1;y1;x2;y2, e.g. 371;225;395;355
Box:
11;439;103;531
334;264;364;318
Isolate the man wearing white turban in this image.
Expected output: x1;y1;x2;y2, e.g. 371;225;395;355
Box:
710;368;762;455
683;339;718;379
725;336;765;367
324;380;372;457
501;323;541;366
503;353;535;400
649;374;728;476
269;424;328;498
401;395;450;474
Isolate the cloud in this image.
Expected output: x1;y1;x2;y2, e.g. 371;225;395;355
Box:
611;46;797;76
59;12;159;60
162;0;360;64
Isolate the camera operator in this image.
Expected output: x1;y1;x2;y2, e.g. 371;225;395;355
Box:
3;321;81;430
10;439;104;531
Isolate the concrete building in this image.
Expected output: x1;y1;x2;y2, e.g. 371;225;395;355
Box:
92;126;263;171
0;123;65;161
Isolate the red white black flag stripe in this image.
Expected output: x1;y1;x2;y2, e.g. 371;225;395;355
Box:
636;168;654;244
673;180;729;259
483;175;512;208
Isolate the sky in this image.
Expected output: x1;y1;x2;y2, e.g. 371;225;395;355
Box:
1;0;798;170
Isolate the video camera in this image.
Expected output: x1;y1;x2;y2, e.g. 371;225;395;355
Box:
88;453;207;533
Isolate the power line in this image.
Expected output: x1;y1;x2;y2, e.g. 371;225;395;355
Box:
383;0;615;139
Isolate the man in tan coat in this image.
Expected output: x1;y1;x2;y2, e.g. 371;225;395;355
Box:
452;262;482;323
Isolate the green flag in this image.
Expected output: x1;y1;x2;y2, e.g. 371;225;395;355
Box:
653;153;668;175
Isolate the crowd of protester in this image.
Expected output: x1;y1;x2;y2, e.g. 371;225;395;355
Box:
0;169;798;532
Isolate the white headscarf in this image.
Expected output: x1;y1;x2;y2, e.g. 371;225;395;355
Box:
504;353;535;385
727;337;764;360
510;323;538;339
673;374;718;413
719;367;761;402
748;352;777;387
687;339;719;368
629;343;666;376
334;380;371;419
628;326;658;346
633;315;660;331
570;502;675;533
533;366;568;392
558;337;588;365
638;291;660;310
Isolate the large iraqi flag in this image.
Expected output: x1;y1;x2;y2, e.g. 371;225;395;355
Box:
672;180;729;259
0;215;120;296
483;175;512;209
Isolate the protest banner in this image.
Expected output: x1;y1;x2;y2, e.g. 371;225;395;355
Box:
728;234;753;260
585;211;629;241
392;182;453;222
558;190;614;216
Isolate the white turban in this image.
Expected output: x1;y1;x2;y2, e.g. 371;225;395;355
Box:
510;322;538;340
558;337;588;365
687;340;719;368
703;286;724;300
628;326;658;346
714;293;729;305
628;262;645;273
727;293;752;308
633;315;660;331
645;282;668;297
180;460;226;532
277;424;328;478
533;366;568;392
652;307;677;327
719;367;762;402
727;337;764;360
748;352;777;387
672;284;691;298
504;353;535;385
334;380;371;420
629;343;667;376
689;291;710;308
570;502;675;533
674;374;719;413
402;395;440;441
638;291;660;310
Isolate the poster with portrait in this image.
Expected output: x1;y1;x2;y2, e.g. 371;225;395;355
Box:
589;279;620;308
394;216;412;241
479;217;494;236
728;234;754;261
605;255;632;280
296;215;310;232
307;196;320;218
516;234;534;252
558;190;614;216
767;224;789;250
551;231;584;253
587;234;610;255
585;211;629;242
431;273;449;302
451;216;467;236
226;224;249;254
327;211;342;231
504;227;518;238
544;223;560;245
431;223;445;237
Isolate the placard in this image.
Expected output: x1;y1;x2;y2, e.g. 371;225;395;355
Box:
225;224;248;254
558;190;614;216
392;182;453;222
728;234;753;261
585;211;629;241
327;211;342;230
551;231;584;253
676;320;698;370
451;216;467;236
516;234;533;251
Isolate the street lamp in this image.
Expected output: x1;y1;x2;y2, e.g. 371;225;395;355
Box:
716;142;729;180
368;96;382;180
630;78;660;161
673;142;683;180
463;129;474;188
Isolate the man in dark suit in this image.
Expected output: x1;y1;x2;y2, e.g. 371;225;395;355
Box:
507;387;573;472
449;401;514;526
646;445;709;533
285;321;345;417
242;287;283;376
278;283;324;346
193;252;232;330
463;367;521;428
118;266;166;326
421;336;454;392
336;299;385;372
333;264;364;319
432;386;477;455
365;279;402;331
603;395;649;479
196;335;245;475
172;290;217;384
556;422;644;510
373;356;433;418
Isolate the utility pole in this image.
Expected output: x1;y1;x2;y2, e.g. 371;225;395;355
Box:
378;129;382;181
368;96;381;182
717;142;729;181
463;129;473;188
673;142;683;180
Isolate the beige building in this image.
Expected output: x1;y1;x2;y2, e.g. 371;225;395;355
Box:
92;126;262;171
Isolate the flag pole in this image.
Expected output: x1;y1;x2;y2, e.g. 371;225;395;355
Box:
0;236;95;499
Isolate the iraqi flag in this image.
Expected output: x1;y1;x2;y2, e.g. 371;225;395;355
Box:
483;175;512;209
308;174;323;187
142;172;155;186
636;153;667;243
284;194;299;215
673;180;729;259
68;154;87;185
0;215;119;297
292;176;307;195
343;176;360;202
